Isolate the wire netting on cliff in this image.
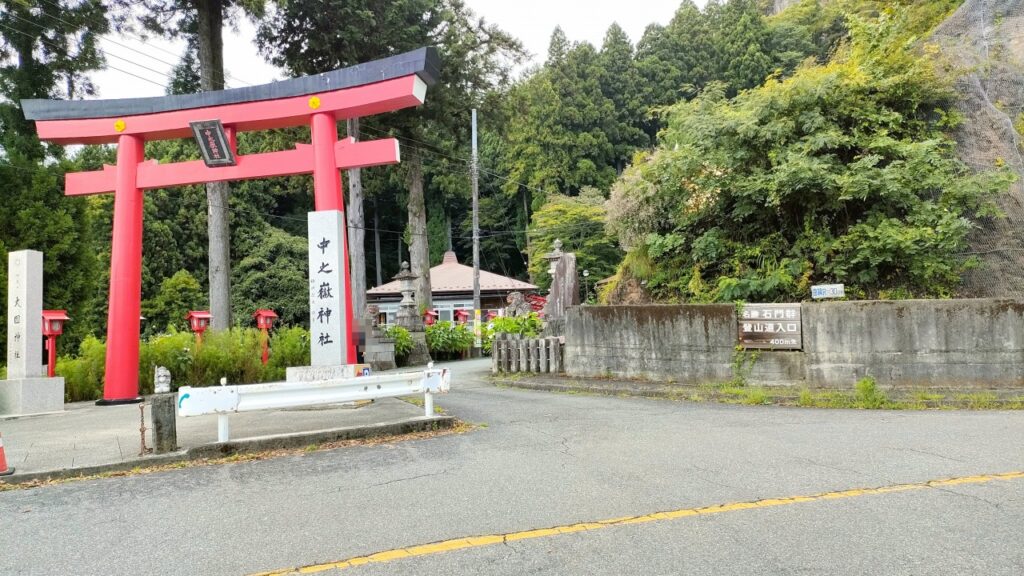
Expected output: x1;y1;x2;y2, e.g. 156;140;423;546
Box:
933;0;1024;297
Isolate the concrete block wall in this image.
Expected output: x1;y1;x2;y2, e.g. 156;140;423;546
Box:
564;305;736;383
564;300;1024;389
802;299;1024;388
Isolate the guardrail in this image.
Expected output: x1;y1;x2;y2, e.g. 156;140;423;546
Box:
176;367;450;442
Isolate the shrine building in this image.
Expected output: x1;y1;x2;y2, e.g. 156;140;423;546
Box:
367;251;537;323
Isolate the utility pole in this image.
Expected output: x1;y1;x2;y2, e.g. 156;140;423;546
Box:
471;109;482;355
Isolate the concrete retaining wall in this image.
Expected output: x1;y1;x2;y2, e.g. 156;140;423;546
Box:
564;305;736;383
564;300;1024;388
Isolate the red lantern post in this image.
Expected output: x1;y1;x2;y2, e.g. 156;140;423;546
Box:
423;309;439;326
186;310;212;348
253;309;279;365
41;310;70;378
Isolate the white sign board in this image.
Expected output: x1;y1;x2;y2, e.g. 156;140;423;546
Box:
811;284;845;299
308;211;348;366
7;250;44;379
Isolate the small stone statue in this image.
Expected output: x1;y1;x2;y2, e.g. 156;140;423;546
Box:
506;291;532;317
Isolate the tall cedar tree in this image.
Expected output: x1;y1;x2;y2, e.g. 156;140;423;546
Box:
258;0;522;309
0;0;107;356
108;0;267;331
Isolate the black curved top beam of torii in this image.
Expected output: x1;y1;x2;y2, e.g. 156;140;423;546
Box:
23;47;440;121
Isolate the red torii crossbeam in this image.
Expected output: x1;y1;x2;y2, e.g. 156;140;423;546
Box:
22;48;439;403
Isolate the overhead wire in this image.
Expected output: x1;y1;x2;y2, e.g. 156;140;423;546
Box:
30;0;259;88
0;21;167;89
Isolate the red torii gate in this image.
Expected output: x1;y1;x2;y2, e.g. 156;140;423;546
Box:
22;48;439;404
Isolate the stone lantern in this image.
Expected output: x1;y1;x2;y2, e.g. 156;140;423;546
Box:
393;261;422;331
544;239;564;277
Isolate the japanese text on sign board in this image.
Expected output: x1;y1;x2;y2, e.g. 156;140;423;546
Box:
738;303;802;350
189;120;236;167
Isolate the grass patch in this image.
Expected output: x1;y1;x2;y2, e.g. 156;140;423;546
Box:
955;392;998;410
855;377;891;409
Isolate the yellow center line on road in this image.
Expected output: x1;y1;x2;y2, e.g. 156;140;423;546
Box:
250;470;1024;576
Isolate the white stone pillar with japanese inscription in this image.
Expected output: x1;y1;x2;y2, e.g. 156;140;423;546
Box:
1;249;64;416
7;250;44;378
308;211;348;366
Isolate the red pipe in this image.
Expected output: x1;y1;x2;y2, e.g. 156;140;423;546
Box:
101;134;144;403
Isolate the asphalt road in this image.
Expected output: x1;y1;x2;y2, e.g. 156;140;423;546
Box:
2;358;1023;575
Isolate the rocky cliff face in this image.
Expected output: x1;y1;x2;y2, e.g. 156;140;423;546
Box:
933;0;1024;298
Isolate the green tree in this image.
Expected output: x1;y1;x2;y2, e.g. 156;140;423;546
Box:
259;0;523;310
598;23;650;173
606;10;1011;302
109;0;268;331
142;270;205;336
501;30;617;209
231;225;309;328
0;1;107;354
528;188;622;291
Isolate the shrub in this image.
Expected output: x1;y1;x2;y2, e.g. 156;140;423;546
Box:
56;327;314;400
266;326;311;381
425;321;474;360
483;312;543;355
139;330;193;393
383;325;413;360
56;335;107;402
855;376;889;409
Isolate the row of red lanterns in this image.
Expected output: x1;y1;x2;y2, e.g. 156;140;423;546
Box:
40;309;283;378
186;309;279;364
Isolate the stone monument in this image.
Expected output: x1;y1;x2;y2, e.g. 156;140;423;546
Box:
0;250;65;416
308;210;349;366
361;304;398;371
541;239;579;335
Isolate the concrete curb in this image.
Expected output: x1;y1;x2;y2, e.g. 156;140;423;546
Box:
493;375;1024;408
494;377;685;400
1;415;456;485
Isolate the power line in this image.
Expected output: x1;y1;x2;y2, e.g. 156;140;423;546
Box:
4;11;179;87
0;21;167;89
32;0;258;88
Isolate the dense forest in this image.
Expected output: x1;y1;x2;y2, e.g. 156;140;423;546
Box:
0;0;1011;361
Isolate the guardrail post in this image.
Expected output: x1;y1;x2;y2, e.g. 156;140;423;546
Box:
218;414;230;442
424;391;434;417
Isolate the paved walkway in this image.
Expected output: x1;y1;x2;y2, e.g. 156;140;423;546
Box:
0;393;431;476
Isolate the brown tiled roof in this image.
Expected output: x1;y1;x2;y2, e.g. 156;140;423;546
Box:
367;251;537;295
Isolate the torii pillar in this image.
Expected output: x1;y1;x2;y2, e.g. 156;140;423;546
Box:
22;48;440;403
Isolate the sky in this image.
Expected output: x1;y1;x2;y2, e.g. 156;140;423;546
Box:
90;0;693;99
